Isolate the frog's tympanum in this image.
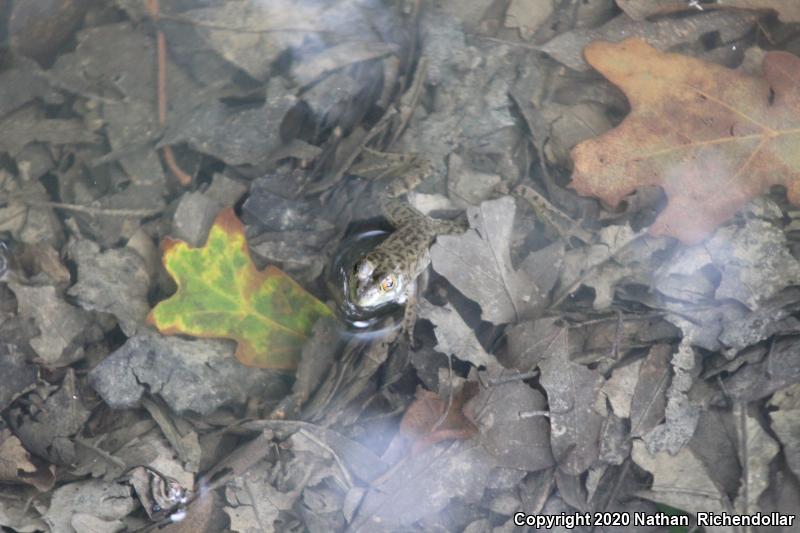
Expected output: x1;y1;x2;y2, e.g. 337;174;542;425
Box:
350;198;466;338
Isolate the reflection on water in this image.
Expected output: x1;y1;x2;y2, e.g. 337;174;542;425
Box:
326;227;403;339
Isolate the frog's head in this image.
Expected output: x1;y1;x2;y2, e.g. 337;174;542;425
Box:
351;257;407;309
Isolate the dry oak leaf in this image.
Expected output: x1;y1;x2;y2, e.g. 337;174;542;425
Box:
570;38;800;244
616;0;800;23
399;383;479;455
147;208;333;369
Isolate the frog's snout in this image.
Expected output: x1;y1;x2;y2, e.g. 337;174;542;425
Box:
353;280;379;308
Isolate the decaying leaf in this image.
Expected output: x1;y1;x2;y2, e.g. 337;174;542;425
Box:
716;336;800;404
643;338;700;454
504;0;553;39
39;479;137;533
601;358;642;419
717;0;800;21
8;283;94;366
570;38;800;244
538;328;604;475
184;0;376;81
350;442;499;531
399;383;479;454
768;383;800;480
470;367;555;472
629;344;671;438
0;429;36;482
417;300;500;369
616;0;800;22
9;370;90;467
557;223;664;309
733;403;780;514
147;208;333;369
430;196;546;324
0;343;37;413
632;440;730;515
540;10;757;72
67;239;151;336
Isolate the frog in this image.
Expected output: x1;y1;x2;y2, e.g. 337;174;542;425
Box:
350;197;466;341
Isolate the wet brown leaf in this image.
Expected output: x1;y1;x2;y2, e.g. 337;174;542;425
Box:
571;39;800;244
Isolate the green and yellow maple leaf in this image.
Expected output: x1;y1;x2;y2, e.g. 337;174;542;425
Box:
147;208;333;369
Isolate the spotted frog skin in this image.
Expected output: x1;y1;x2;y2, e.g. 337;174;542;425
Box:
351;198;466;336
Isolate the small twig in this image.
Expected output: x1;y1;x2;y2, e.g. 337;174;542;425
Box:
303;109;397;194
572;312;663;328
75;438;127;470
145;0;192;186
518;410;550;419
162;146;193;185
486;369;539;386
755;19;776;46
716;374;733;409
20;199;162;217
297;429;354;491
389;56;428;147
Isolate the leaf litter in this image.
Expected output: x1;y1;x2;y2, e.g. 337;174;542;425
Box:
1;0;800;531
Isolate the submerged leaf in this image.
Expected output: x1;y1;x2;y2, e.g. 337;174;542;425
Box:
570;38;800;244
399;383;479;455
148;208;333;369
430;196;546;324
541;10;757;72
539;328;604;475
616;0;800;23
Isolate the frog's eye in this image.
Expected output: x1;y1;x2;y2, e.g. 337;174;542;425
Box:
379;275;396;292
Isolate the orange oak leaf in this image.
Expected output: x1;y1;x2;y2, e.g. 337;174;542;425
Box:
569;38;800;244
399;383;479;455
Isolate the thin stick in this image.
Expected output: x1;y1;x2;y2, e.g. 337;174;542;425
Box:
22;200;162;217
162;146;193;186
146;0;193;186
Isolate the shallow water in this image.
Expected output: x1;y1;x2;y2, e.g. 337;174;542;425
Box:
326;226;404;334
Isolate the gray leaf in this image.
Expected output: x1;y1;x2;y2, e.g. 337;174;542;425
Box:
431;196;544;324
541;11;757;71
418;300;499;369
471;367;554;472
630;344;671;438
539;328;604;475
768;384;800;480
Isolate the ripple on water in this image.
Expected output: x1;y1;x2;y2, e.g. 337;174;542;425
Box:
326;228;403;339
